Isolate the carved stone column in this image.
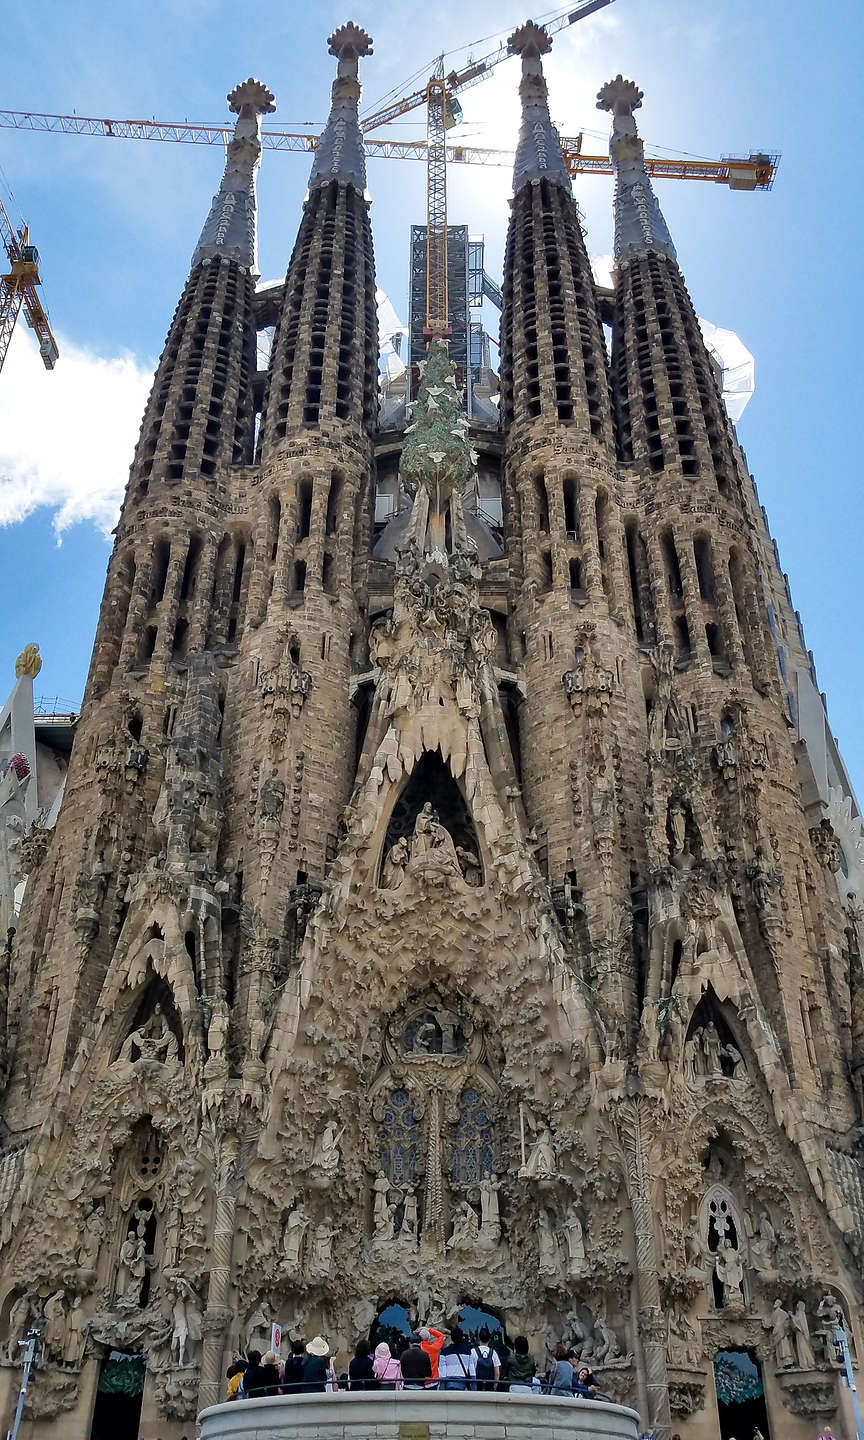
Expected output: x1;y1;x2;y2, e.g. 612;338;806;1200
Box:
198;1130;243;1412
614;1096;673;1440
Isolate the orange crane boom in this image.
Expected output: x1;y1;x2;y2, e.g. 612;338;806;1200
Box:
0;193;58;375
0;108;778;190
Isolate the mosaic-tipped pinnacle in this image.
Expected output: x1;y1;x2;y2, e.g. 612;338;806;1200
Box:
227;78;277;115
328;21;373;59
507;20;552;59
596;75;643;116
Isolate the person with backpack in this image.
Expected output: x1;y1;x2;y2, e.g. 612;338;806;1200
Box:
470;1330;501;1390
226;1360;247;1400
438;1328;475;1390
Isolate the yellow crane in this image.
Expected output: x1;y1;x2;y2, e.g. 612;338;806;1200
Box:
0;189;58;375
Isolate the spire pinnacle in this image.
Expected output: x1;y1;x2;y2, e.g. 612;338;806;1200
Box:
508;21;572;194
308;21;373;193
597;74;676;262
191;77;275;275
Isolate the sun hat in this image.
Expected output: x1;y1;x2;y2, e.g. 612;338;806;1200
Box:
306;1336;330;1357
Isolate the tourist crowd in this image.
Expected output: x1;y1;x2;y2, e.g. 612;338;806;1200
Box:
226;1326;608;1400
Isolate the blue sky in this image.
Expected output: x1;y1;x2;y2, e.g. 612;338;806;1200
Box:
1;0;863;791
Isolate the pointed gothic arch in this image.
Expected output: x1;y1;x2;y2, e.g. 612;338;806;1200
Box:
379;748;483;886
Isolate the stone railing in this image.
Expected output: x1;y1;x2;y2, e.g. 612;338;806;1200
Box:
198;1388;641;1439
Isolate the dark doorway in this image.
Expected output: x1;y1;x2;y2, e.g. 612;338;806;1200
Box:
371;1302;412;1350
713;1349;771;1440
90;1352;145;1440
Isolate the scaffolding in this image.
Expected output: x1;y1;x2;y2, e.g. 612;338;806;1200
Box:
408;223;469;397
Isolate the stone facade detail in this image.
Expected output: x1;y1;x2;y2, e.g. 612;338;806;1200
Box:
0;23;861;1440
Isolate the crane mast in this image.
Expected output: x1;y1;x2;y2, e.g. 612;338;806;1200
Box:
0;194;58;376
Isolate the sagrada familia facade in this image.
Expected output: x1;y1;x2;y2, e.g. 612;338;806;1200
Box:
0;20;862;1440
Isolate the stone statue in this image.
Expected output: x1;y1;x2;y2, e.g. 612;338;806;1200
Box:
791;1300;816;1369
119;1004;178;1065
520;1122;556;1179
714;1239;745;1306
401;1186;419;1242
64;1296;85;1366
456;846;482;886
764;1299;795;1370
536;1208;559;1276
669;797;687;860
207;1005;229;1064
372;1172;391;1230
311;1120;343;1176
41;1291;66;1360
410;803;462;876
479;1176;501;1244
373;1199;398;1242
309;1220;336;1276
700;1024;724;1078
116;1234;147;1306
563;1206;586;1276
381;837;410;890
749;1211;777;1275
667;1306;701;1369
245;1299;272;1353
593;1314;622;1365
447;1199;480;1252
5;1290;37;1364
815;1293;846;1366
76;1203;106;1271
283;1203;310;1269
171;1278;202;1367
724;1042;743;1077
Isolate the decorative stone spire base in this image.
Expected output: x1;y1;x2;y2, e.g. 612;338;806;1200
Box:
597;74;676;261
191;78;276;275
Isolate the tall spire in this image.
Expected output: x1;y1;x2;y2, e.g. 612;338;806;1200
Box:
308;22;372;193
508;21;572;193
597;75;676;262
191;77;275;275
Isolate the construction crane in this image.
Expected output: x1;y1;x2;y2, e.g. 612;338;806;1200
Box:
0;190;58;375
0;109;778;190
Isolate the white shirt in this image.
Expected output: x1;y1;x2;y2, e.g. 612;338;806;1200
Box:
438;1347;476;1381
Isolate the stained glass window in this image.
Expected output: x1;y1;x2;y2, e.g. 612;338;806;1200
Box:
449;1086;495;1185
377;1088;422;1186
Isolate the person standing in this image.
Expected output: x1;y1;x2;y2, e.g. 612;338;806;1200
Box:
507;1336;536;1393
438;1329;475;1390
400;1333;433;1389
348;1338;378;1389
373;1340;402;1389
281;1339;306;1394
418;1325;446;1382
300;1336;331;1393
471;1330;501;1390
548;1345;575;1396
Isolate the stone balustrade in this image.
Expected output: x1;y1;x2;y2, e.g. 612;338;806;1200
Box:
198;1389;640;1440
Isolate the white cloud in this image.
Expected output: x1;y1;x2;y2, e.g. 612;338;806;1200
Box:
0;326;154;539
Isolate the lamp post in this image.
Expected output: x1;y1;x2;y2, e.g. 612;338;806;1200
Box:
6;1326;41;1440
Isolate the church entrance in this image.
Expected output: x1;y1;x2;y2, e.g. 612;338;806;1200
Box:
89;1352;145;1440
713;1349;771;1440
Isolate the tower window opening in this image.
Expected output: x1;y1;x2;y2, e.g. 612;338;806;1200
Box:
661;531;684;599
297;477;314;540
231;542;246;603
151;539;171;605
294;560;306;593
540;550;554;590
706;622;725;661
172;617;188;659
534;473;550;534
693;535;716;602
268;494;281;562
139;625;157;663
569;558;583;592
325;471;343;537
322;553;336;595
179;535;201;602
674;614;691;661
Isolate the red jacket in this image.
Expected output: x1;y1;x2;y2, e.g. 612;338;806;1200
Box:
420;1329;445;1380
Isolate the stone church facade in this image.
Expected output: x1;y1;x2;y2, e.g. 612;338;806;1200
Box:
1;21;862;1440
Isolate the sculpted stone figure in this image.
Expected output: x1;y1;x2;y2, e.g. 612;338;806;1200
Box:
401;1185;419;1243
76;1203;106;1271
381;837;410;890
714;1239;746;1306
283;1203;310;1269
791;1299;816;1369
171;1278;203;1368
447;1199;480;1252
116;1234;147;1306
64;1296;85;1366
520;1121;556;1179
764;1299;795;1370
308;1220;337;1276
749;1211;777;1275
311;1120;343;1176
479;1176;501;1244
563;1206;586;1276
409;803;461;877
245;1299;272;1353
5;1290;36;1363
119;1004;178;1065
536;1208;560;1276
815;1293;846;1366
41;1291;66;1360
